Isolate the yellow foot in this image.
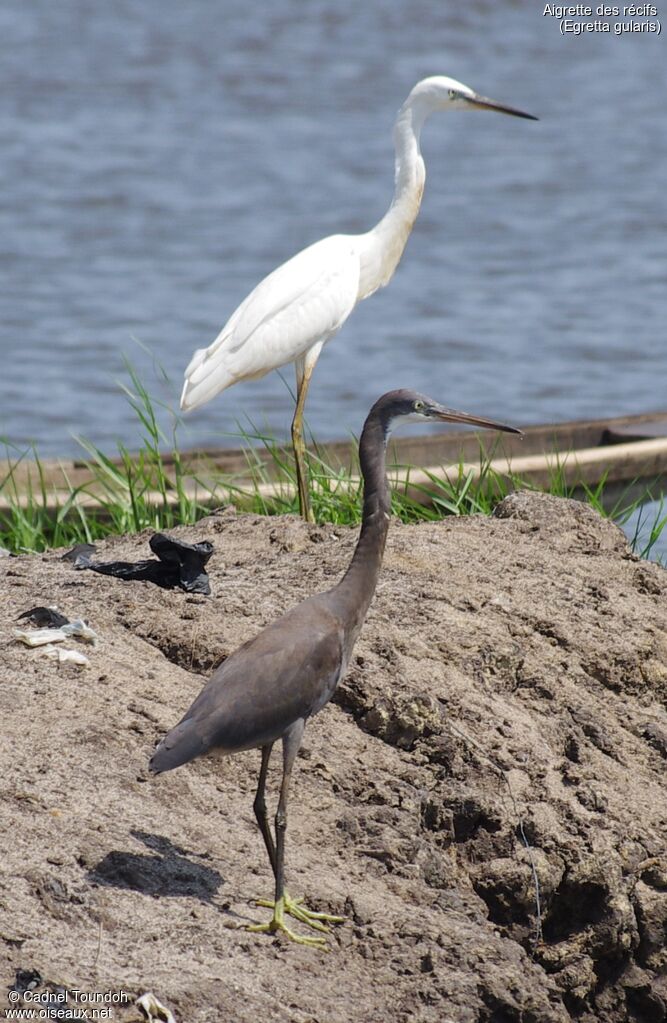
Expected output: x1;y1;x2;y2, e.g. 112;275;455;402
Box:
256;891;344;934
247;892;343;949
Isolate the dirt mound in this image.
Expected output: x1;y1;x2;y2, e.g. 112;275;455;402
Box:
1;492;666;1022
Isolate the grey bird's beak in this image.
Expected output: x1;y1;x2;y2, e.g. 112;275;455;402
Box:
431;404;522;436
468;93;538;121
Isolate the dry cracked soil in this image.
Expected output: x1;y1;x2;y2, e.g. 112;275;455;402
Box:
1;492;666;1023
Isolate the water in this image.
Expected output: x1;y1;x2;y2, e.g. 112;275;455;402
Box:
0;2;665;557
622;498;666;565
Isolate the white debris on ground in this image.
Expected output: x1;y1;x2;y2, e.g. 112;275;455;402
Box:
61;619;98;645
12;627;69;647
136;992;177;1023
12;616;97;665
33;644;90;667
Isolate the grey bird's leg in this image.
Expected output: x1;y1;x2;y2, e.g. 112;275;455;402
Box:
272;718;303;906
253;744;277;874
248;719;342;947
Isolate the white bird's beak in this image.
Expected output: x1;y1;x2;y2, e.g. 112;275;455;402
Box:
467;94;538;120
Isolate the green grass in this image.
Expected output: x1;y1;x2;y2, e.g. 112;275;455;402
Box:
0;361;215;554
0;367;665;564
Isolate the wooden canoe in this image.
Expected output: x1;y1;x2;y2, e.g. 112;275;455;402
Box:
1;410;666;515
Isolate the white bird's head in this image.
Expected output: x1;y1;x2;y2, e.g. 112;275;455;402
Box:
405;75;537;121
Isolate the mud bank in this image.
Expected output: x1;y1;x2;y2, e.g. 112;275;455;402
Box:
1;492;666;1022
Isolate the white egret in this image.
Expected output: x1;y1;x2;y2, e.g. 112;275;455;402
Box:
180;76;537;521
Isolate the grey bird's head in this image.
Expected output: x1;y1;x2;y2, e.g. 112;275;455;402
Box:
370;388;522;438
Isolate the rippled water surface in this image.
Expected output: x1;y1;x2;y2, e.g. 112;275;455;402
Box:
0;2;665;558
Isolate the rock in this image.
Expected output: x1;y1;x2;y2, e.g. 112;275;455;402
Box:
361;692;442;749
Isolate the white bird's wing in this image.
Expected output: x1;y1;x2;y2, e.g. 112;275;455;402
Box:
181;234;361;411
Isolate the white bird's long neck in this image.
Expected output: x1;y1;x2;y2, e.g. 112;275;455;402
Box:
357;102;428;300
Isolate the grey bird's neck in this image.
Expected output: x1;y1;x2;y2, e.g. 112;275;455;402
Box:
328;412;391;645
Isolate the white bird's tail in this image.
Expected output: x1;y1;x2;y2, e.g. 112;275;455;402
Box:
180;343;238;411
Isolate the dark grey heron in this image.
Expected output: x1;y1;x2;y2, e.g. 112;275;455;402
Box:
150;389;520;947
180;76;537;522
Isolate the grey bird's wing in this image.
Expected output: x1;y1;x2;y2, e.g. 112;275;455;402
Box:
149;594;344;774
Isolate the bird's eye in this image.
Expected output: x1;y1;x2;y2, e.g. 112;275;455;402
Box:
414;400;425;412
448;89;458;100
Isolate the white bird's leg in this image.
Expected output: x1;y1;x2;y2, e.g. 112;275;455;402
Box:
292;344;322;524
